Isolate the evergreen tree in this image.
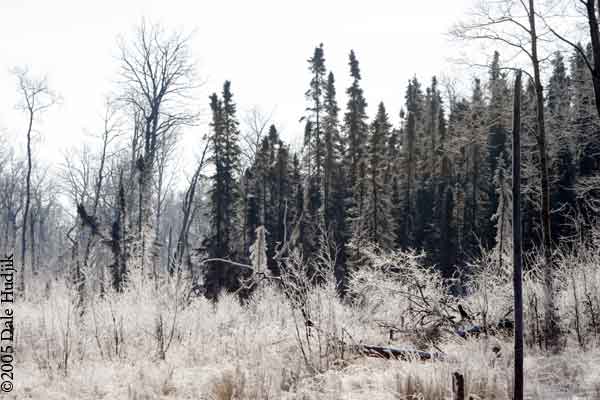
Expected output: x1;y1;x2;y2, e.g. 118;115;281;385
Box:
462;78;490;255
547;51;577;242
300;44;328;265
492;153;513;270
321;71;348;290
322;72;342;229
388;122;403;249
242;168;259;252
521;77;542;252
267;127;291;274
398;78;423;248
447;98;470;255
305;43;327;205
290;153;304;226
487;51;510;174
438;154;456;278
572;43;600;177
342;50;369;267
486;51;510;248
417;77;443;255
205;81;242;299
570;44;600;240
364;102;396;249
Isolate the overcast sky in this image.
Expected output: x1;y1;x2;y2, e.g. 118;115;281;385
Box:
0;0;477;171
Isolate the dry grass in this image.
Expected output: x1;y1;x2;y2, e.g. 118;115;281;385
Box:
10;272;600;400
11;242;600;399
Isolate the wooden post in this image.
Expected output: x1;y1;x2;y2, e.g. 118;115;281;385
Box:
512;69;524;400
452;372;465;400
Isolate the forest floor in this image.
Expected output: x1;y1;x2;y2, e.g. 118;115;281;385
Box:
11;281;600;399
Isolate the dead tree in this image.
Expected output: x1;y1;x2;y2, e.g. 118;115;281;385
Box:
452;0;560;352
171;139;210;277
13;67;56;295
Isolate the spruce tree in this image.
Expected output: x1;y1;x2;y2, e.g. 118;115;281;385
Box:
486;51;510;248
520;78;542;252
571;43;600;239
399;77;423;248
301;44;328;265
547;51;577;242
321;71;348;290
342;50;369;268
364;102;396;249
322;71;342;229
447;98;470;255
492;154;513;270
205;81;242;299
305;43;327;201
417;77;443;256
487;51;510;175
462;78;490;254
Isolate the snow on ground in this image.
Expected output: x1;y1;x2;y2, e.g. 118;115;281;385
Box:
10;279;600;399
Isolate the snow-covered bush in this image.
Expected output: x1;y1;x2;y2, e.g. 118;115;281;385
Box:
346;245;459;337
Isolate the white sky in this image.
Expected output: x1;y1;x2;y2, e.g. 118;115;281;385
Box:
0;0;477;173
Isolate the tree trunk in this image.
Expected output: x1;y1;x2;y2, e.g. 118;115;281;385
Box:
586;0;600;119
30;214;35;276
452;372;465;400
528;0;559;352
82;124;109;281
512;69;524;400
20;110;34;295
172;142;207;275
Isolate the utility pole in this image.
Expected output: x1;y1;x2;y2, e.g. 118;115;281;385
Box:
512;69;524;400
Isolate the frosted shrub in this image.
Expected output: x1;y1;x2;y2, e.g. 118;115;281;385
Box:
554;243;600;348
463;249;515;333
465;231;600;349
347;245;458;334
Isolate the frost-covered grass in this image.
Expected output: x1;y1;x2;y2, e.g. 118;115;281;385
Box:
11;265;600;400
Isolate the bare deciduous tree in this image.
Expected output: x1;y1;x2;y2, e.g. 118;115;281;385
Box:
118;20;198;275
171;138;210;278
241;106;274;168
541;0;600;119
0;144;24;256
13;67;57;295
452;0;561;351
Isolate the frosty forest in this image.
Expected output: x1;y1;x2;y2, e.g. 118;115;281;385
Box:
2;0;600;398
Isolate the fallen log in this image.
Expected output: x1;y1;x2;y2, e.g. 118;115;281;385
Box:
455;319;514;339
353;345;445;361
455;325;484;338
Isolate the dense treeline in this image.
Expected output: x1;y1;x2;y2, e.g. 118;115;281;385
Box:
202;44;600;296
